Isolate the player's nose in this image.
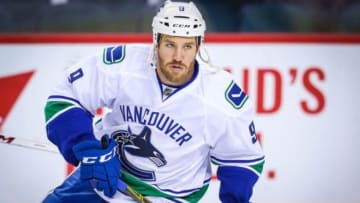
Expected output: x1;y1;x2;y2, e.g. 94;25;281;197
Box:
173;47;184;62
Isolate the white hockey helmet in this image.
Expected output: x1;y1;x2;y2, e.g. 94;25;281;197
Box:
152;0;206;45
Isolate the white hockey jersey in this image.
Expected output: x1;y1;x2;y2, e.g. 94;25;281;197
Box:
47;44;264;202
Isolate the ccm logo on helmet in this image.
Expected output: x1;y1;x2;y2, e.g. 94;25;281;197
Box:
173;24;190;28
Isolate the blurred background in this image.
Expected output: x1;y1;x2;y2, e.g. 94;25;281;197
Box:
0;0;359;33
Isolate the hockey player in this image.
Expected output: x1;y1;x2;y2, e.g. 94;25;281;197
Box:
42;0;264;202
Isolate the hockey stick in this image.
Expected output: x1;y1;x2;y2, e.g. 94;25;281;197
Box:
0;134;152;203
0;134;58;153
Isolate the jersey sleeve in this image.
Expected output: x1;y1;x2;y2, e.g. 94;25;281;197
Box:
204;74;265;202
209;97;264;170
211;98;264;203
44;45;126;165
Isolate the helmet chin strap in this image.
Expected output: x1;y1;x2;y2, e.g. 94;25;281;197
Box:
147;45;157;69
198;45;221;70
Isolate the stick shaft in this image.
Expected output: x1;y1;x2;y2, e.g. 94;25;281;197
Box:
0;134;57;153
0;134;152;203
126;187;152;203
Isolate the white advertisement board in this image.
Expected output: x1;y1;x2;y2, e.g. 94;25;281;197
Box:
0;34;359;203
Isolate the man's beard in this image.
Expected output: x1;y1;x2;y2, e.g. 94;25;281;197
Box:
157;59;192;85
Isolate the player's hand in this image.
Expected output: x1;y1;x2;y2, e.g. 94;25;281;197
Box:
73;135;121;198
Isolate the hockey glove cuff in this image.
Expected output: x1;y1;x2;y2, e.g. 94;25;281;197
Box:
73;135;121;198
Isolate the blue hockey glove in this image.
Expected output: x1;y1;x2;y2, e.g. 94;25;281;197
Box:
73;135;121;198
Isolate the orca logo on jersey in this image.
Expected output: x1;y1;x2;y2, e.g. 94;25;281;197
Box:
225;80;249;109
111;126;167;181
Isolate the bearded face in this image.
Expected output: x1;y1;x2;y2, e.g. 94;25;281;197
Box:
156;34;199;86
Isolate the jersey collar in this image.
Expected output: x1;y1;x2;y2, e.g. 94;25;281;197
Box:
156;60;199;101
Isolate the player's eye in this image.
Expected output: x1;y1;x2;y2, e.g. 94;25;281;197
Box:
184;44;194;50
184;43;195;50
165;43;175;48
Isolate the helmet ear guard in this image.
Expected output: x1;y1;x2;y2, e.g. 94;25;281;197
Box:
152;0;206;45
